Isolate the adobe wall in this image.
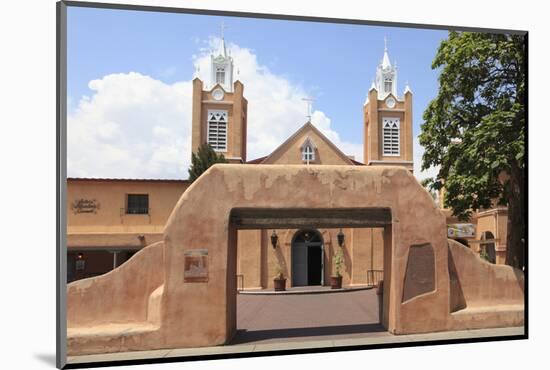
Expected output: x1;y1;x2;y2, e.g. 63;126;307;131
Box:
67;241;164;327
67;164;523;355
448;239;523;307
447;239;524;329
67;180;188;233
159;164;450;346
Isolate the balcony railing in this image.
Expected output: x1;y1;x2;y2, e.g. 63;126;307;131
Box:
121;207;151;215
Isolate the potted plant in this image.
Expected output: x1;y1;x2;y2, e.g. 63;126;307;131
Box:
330;247;344;289
273;263;286;291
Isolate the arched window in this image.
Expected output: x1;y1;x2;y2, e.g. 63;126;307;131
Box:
302;145;314;162
301;137;316;163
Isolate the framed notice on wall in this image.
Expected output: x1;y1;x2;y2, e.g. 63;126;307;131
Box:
184;249;209;283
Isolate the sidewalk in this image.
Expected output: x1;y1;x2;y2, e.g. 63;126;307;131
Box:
238;285;374;295
67;326;524;365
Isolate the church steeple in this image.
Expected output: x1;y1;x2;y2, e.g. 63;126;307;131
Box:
210;22;234;91
375;37;398;98
192;23;247;164
363;38;413;172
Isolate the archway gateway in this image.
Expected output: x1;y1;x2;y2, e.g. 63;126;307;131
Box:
67;165;524;355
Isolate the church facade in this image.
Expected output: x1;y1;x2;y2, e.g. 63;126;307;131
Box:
66;36;505;285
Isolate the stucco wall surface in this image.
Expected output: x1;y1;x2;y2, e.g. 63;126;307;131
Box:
67;165;524;355
160;164;450;345
67;241;164;328
448;239;523;307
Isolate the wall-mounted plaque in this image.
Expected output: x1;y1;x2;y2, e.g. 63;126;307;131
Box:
71;198;100;214
184;249;208;283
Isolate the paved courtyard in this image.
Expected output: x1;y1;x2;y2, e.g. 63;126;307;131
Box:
66;286;525;366
233;288;384;344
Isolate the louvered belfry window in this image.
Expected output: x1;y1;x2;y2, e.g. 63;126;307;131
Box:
382;117;400;156
207;110;228;151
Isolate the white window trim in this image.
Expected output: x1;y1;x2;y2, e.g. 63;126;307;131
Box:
302;145;315;162
207;109;228;152
382;117;400;156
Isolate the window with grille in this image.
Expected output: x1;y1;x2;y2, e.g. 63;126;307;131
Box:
216;67;225;84
382;117;400;156
302;144;315;162
127;194;149;214
207;110;228;151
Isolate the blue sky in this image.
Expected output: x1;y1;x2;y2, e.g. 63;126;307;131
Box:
67;6;448;179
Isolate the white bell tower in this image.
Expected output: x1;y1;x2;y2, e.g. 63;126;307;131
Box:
210;22;234;92
375;37;398;98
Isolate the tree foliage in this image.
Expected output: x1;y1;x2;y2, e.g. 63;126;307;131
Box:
420;31;526;268
188;143;228;182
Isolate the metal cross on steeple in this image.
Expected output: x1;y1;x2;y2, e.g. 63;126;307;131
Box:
220;21;228;39
302;97;315;121
384;35;388;51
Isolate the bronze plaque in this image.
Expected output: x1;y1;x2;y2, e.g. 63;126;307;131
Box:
184;249;208;283
402;243;435;302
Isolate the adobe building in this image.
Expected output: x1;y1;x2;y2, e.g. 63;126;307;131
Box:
67;38;409;287
66;36;509;288
66;36;524;356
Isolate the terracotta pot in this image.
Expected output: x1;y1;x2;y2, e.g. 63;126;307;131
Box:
330;275;342;289
274;278;286;291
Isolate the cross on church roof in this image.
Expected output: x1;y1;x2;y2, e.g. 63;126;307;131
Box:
301;97;315;121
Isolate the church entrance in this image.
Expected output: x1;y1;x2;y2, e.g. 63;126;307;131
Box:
291;230;323;286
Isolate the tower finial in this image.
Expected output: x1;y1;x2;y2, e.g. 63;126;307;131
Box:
384;36;388;51
215;22;228;58
220;20;227;40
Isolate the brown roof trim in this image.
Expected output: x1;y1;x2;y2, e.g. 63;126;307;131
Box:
350;158;366;166
246;156;268;164
67;177;190;183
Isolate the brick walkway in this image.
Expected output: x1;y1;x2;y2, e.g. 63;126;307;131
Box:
233;288;384;344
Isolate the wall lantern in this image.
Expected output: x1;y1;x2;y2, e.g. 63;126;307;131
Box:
337;229;345;247
75;253;86;271
271;230;278;249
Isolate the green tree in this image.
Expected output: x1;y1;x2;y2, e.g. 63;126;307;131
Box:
188;143;228;182
419;31;525;269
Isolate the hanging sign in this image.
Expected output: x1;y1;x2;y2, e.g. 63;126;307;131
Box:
447;223;475;238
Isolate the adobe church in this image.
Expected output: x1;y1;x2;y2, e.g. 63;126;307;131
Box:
66;36;496;286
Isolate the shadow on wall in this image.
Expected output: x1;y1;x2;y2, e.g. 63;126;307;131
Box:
448;244;467;313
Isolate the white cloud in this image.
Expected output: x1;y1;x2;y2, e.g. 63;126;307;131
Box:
68;72;192;179
68;38;364;179
413;135;440;182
